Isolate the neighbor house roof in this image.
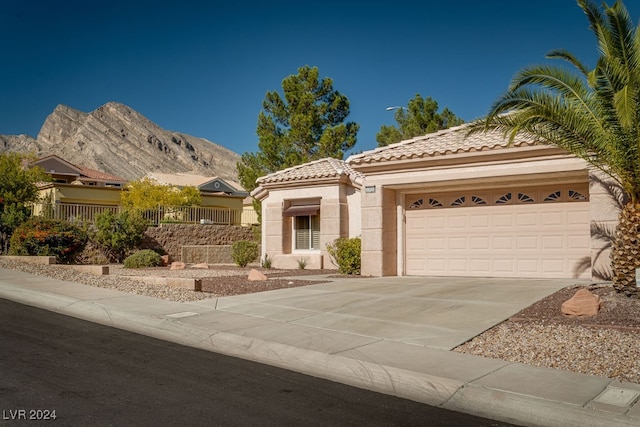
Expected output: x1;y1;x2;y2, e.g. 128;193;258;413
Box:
77;166;127;182
347;122;540;165
145;172;247;196
257;157;364;185
146;172;213;187
33;154;127;183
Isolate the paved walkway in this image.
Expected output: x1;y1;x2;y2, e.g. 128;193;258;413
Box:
1;268;639;426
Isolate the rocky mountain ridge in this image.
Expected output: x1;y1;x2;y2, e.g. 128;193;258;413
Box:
0;102;241;182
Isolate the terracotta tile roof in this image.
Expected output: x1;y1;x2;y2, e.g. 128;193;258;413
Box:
257;157;364;185
347;123;539;165
78;166;127;182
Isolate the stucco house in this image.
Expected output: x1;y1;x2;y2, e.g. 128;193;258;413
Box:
145;172;255;225
31;154;127;214
252;123;619;280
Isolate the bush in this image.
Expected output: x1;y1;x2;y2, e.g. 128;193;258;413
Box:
261;253;272;269
124;249;162;268
9;217;88;263
231;240;259;267
93;210;149;262
326;237;361;275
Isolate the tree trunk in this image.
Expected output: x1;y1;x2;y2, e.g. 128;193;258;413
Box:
611;202;640;297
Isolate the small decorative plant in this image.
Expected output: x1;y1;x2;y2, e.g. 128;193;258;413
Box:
326;237;361;275
231;240;259;267
123;249;162;268
261;253;272;269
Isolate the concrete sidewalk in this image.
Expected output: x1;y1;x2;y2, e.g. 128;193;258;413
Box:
1;268;639;426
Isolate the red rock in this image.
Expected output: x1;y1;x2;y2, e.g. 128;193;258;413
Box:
248;268;267;281
170;261;186;270
561;288;602;317
160;255;170;266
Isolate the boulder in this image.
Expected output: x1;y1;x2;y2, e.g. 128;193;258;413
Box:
248;268;267;281
170;261;186;270
160;255;170;266
561;288;602;317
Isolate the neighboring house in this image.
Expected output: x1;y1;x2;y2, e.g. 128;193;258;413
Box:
145;172;251;224
253;123;619;280
31;154;127;215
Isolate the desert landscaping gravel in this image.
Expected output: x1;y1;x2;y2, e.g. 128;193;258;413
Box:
1;258;639;384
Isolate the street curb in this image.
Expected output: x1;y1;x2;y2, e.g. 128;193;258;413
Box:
0;281;637;427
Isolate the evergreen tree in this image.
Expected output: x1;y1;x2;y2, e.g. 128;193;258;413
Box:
237;65;359;195
376;94;464;147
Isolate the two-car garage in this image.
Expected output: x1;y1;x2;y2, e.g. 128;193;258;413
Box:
404;183;591;279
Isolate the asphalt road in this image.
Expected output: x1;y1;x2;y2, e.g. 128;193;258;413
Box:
0;298;516;426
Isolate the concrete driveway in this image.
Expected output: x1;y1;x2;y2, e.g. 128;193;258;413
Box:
212;275;586;350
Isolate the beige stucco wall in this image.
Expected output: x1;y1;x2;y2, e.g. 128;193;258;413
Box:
45;185;123;205
360;185;397;276
260;182;360;270
200;194;243;210
588;171;623;280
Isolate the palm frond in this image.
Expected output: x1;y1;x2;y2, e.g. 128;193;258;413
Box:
546;48;590;77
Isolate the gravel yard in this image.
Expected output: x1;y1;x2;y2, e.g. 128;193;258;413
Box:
454;284;640;384
1;257;639;384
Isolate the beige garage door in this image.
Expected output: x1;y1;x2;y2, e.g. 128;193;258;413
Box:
405;185;591;278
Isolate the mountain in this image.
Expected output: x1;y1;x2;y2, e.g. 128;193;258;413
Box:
0;102;241;182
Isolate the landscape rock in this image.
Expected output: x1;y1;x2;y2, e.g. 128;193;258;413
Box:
248;268;267;281
160;255;170;266
170;261;186;270
561;288;602;317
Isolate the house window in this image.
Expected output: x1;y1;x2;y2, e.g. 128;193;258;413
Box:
295;215;320;250
543;191;561;202
518;192;535;203
495;193;512;204
471;195;487;205
428;198;443;208
450;196;466;207
409;198;424;209
569;189;587;201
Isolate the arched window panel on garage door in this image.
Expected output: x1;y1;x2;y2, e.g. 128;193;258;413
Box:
405;184;588;211
494;192;513;205
540;185;589;203
448;195;466;207
408;198;424;209
406;193;447;209
471;194;488;206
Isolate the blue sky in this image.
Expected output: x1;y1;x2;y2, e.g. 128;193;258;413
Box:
2;0;639;157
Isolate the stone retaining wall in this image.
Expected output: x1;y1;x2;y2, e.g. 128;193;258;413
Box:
142;223;256;262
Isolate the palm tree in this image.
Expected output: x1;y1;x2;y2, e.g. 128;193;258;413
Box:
470;0;640;296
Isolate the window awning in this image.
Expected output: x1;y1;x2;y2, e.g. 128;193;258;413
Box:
283;205;320;217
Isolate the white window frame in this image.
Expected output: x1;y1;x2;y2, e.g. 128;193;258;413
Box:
293;214;320;252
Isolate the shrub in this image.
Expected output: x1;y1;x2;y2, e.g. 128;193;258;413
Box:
93;210;149;262
9;217;88;263
261;253;272;269
326;237;361;275
297;258;307;269
231;240;259;267
124;249;162;268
